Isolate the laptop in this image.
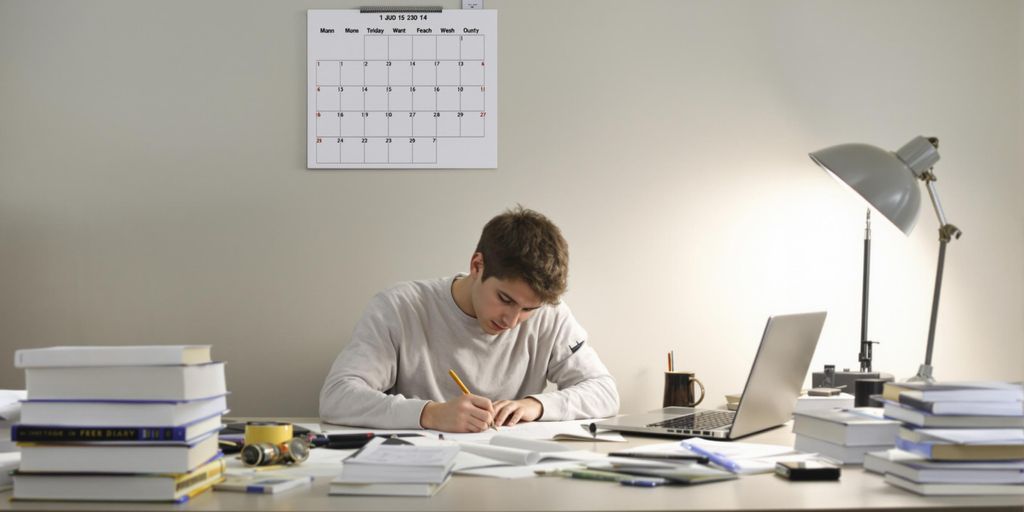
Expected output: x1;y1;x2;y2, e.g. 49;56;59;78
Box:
596;311;827;440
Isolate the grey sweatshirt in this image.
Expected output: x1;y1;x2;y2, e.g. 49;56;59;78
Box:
319;275;620;428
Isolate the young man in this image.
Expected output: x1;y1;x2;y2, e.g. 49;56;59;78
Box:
319;207;619;432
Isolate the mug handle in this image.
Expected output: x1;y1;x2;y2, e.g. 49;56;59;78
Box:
691;378;706;407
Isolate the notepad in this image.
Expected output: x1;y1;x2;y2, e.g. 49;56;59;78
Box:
339;437;460;484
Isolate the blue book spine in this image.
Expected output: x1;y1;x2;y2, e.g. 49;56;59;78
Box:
894;437;934;458
12;424;186;442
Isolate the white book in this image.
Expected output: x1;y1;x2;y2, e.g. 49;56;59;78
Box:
329;475;450;497
13;414;222;444
214;475;312;494
793;408;900;446
884;401;1024;428
15;345;212;368
26;362;226;401
864;450;1024;484
340;437;459;484
19;431;219;474
899;427;1024;445
885;473;1024;496
793;393;855;414
886;381;1024;403
20;394;228;427
13;457;224;502
794;434;890;464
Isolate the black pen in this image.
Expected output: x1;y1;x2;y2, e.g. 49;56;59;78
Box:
316;433;421;450
608;452;709;464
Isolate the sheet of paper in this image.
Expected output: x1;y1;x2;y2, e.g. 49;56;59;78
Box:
321;419;622;442
456;460;584;479
682;438;812;475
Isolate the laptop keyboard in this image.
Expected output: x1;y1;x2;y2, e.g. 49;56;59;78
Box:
648;410;735;430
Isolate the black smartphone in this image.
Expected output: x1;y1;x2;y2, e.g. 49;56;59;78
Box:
774;460;841;481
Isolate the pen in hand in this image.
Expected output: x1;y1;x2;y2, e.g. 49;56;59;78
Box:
448;369;498;431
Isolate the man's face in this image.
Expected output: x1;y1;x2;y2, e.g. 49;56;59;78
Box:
470;274;544;335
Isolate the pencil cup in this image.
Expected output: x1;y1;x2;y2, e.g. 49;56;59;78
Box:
663;372;705;408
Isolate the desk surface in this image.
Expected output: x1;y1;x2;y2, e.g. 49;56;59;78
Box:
2;418;1022;512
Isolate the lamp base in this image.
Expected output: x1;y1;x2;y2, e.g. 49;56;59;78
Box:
907;364;936;384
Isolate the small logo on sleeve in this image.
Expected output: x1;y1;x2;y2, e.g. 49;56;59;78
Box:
569;339;585;354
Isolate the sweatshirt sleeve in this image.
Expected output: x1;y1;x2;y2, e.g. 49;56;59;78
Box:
527;305;620;420
318;292;430;429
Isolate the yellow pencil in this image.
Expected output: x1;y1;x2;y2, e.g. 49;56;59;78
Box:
448;369;498;431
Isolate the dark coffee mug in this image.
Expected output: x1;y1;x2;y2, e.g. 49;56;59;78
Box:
855;378;887;407
663;371;705;408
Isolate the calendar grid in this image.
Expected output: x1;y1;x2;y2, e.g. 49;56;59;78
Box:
309;10;495;168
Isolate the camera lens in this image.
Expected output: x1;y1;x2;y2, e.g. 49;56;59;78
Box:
241;443;278;466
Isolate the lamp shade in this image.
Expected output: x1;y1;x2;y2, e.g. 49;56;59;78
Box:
810;141;924;235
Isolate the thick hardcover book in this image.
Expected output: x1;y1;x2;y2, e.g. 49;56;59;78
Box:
898;393;1023;416
883;381;1024;403
13;456;225;502
25;362;226;401
20;395;228;427
793;434;891;464
13;414;222;443
18;431;219;474
792;408;900;446
865;449;1024;484
883;401;1024;428
15;345;212;368
885;473;1024;496
895;438;1024;461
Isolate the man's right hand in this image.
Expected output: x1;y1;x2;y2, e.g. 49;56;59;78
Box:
419;394;495;432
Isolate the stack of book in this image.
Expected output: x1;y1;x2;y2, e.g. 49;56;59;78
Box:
330;437;460;497
792;407;900;464
10;345;228;503
864;381;1024;496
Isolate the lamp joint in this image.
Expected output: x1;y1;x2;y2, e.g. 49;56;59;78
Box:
939;224;962;242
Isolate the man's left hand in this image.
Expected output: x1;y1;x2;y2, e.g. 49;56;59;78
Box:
492;397;543;426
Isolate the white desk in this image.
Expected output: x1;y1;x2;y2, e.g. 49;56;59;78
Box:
2;418;1022;512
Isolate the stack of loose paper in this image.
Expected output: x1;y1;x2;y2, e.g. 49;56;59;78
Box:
870;380;1024;496
330;437;459;496
792;407;900;464
453;435;607;478
681;438;816;474
11;345;227;502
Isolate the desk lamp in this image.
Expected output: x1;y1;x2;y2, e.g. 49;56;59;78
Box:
809;136;962;383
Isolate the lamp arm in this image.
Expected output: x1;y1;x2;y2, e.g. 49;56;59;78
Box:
921;171;963;242
912;171;962;383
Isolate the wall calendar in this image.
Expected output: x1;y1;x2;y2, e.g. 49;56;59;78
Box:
307;9;497;169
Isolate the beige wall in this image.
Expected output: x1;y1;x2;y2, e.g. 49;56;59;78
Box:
1;0;1021;416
